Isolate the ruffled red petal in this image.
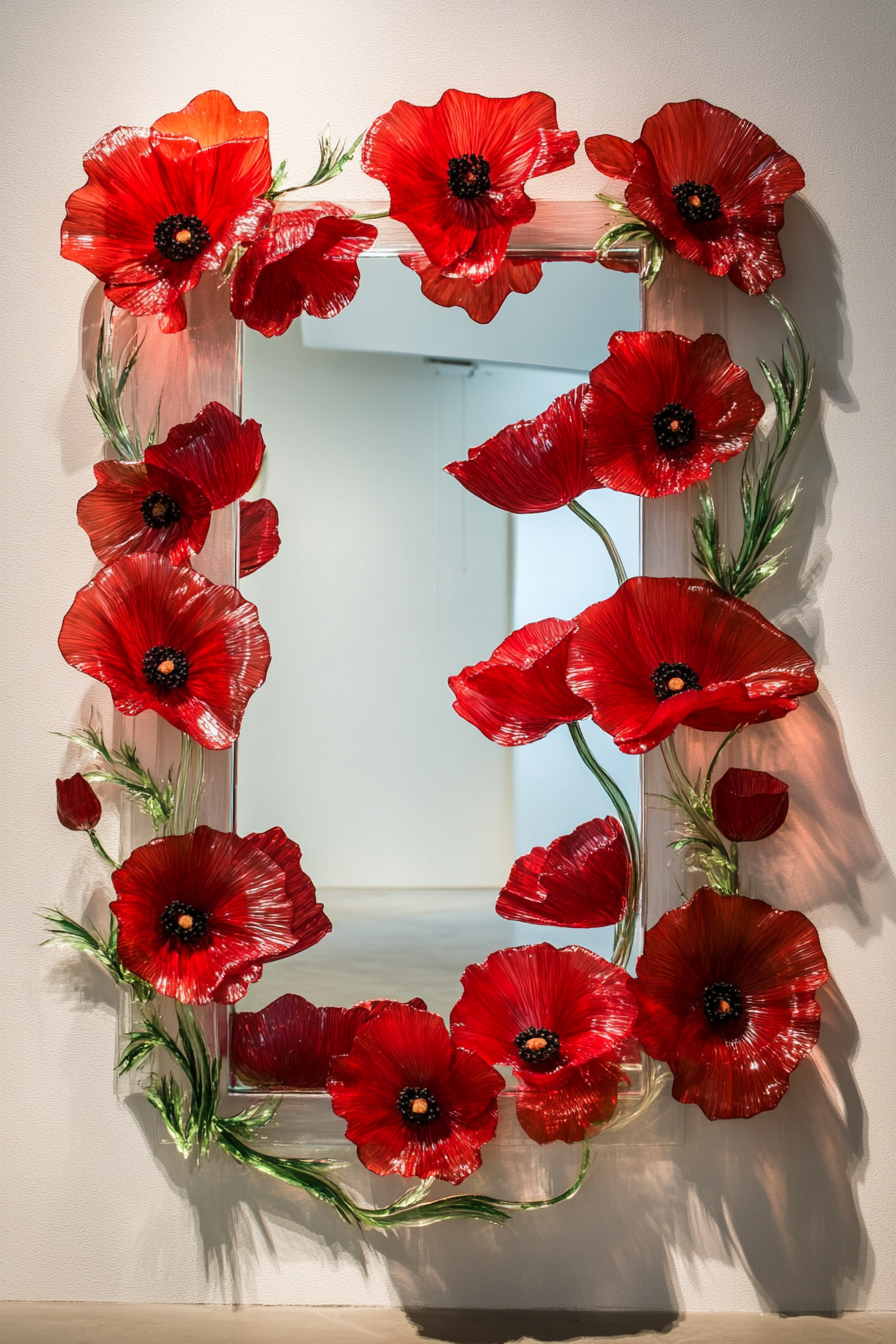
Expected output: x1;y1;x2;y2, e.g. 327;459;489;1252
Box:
239;498;281;577
77;460;212;566
711;767;789;842
584;134;636;181
244;827;331;959
152;90;270;151
146;402;265;509
400;254;543;323
56;773;102;831
496;817;629;928
516;1059;624;1144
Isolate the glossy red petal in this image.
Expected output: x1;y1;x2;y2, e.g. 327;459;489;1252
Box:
152;90;270;151
516;1059;624;1144
711;767;789;842
77;460;212;566
244;827;331;958
496;817;630;928
56;773;102;831
400;254;543;323
146;402;265;509
584;134;636;181
239;498;281;577
231;995;372;1089
58;553;271;750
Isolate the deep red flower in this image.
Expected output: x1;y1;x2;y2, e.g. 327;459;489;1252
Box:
566;577;818;756
445;385;596;512
585;99;805;295
363;89;579;282
242;828;330;962
239;499;281;577
327;1003;503;1184
400;254;544;323
151;90;270;149
56;773;102;831
711;767;789;843
145;402;265;511
230;206;377;336
449;618;590;746
61;118;272;333
496;817;629;928
450;943;637;1089
583;331;764;497
515;1058;625;1144
110;826;299;1004
77;460;212;567
632;887;828;1119
58;552;271;750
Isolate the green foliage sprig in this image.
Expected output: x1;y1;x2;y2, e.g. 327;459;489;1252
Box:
87;319;159;463
659;730;742;897
267;129;365;199
594;197;664;288
41;909;154;1001
58;723;174;832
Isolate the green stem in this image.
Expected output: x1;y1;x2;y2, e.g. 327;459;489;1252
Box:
87;829;119;869
567;500;627;586
168;734;204;836
351;209;390;222
661;734;738;895
701;725;744;802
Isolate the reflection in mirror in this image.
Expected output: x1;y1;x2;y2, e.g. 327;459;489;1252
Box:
236;256;641;1037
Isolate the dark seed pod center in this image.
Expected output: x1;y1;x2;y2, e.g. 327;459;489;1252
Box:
703;981;743;1024
141;490;182;529
514;1026;560;1066
160;900;209;942
653;402;696;452
154;213;212;262
651;661;702;702
448;154;491;199
672;181;722;224
397;1086;440;1125
143;645;189;691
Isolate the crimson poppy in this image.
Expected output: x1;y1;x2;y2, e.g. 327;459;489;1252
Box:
110;826;299;1004
77;460;212;568
145;402;265;511
327;1003;503;1185
58;552;271;751
711;767;789;843
400;254;544;323
239;499;281;577
585;99;805;296
362;89;579;282
584;331;764;497
230;206;378;336
56;773;102;831
151;90;270;149
449;618;590;746
566;577;818;756
445;385;596;512
496;817;629;928
632;887;828;1119
515;1058;625;1144
450;943;637;1089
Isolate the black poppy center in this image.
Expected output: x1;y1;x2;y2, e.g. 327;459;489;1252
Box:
703;982;743;1024
448;154;491;199
397;1086;440;1125
160;901;208;943
672;181;722;224
651;662;702;702
141;490;182;530
653;402;696;452
514;1027;560;1066
143;645;189;691
153;213;212;262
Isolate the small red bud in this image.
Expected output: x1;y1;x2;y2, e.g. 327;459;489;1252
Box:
711;767;789;843
56;773;102;832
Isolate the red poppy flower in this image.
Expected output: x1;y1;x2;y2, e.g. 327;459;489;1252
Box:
151;90;270;149
239;499;280;577
58;552;271;750
566;577;818;756
632;887;828;1119
77;460;212;567
362;89;579;282
327;1003;503;1185
711;767;789;843
56;773;102;831
400;254;544;323
110;826;299;1004
496;817;629;928
515;1058;625;1144
230;993;427;1090
585;99;805;295
445;385;596;512
230;206;377;337
450;943;637;1089
61;120;272;333
145;402;265;511
583;331;764;498
449;618;590;746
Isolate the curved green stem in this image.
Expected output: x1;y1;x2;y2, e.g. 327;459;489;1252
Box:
351;209;390;222
168;733;204;836
87;829;119;869
567;500;627;586
661;733;738;895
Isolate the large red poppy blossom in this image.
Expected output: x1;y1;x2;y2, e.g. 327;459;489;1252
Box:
585;100;805;296
632;887;828;1119
496;817;630;928
449;618;590;746
58;552;271;750
230;993;427;1090
450;943;637;1089
515;1058;625;1144
145;402;265;511
151;90;270;149
400;254;544;323
445;385;596;512
77;460;212;568
56;773;102;831
230;206;378;337
327;1003;503;1184
584;331;764;498
61;122;272;333
566;577;818;756
239;498;281;577
363;89;579;282
110;826;299;1004
711;767;789;843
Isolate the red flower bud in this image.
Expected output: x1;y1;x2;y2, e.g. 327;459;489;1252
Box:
711;767;789;842
56;773;102;831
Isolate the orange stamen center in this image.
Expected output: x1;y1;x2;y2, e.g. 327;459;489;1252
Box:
175;228;193;244
177;913;194;931
667;676;685;692
410;1098;429;1115
525;1037;548;1052
688;194;702;209
158;659;175;676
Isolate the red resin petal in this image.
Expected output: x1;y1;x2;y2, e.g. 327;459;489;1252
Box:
77;460;212;567
146;402;265;510
711;767;789;842
516;1059;624;1144
239;498;281;577
152;90;270;151
231;995;372;1089
244;827;331;959
400;254;543;324
56;773;102;831
496;816;630;928
584;135;636;181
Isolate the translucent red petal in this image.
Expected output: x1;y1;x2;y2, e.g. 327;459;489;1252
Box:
243;827;331;959
496;816;630;927
515;1059;624;1144
146;402;265;510
239;498;281;577
401;254;543;323
583;134;636;181
77;460;212;567
711;767;789;842
152;90;270;150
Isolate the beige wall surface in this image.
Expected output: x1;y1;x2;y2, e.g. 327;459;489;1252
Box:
2;0;894;1314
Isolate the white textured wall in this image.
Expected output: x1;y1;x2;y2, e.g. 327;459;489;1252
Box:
2;0;894;1313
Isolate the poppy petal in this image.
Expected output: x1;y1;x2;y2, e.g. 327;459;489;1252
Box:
400;254;544;323
516;1059;625;1143
584;134;636;181
146;402;265;510
152;90;270;149
496;817;630;927
77;460;212;567
239;499;281;577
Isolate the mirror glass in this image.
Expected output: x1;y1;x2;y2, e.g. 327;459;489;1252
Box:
236;256;641;1028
